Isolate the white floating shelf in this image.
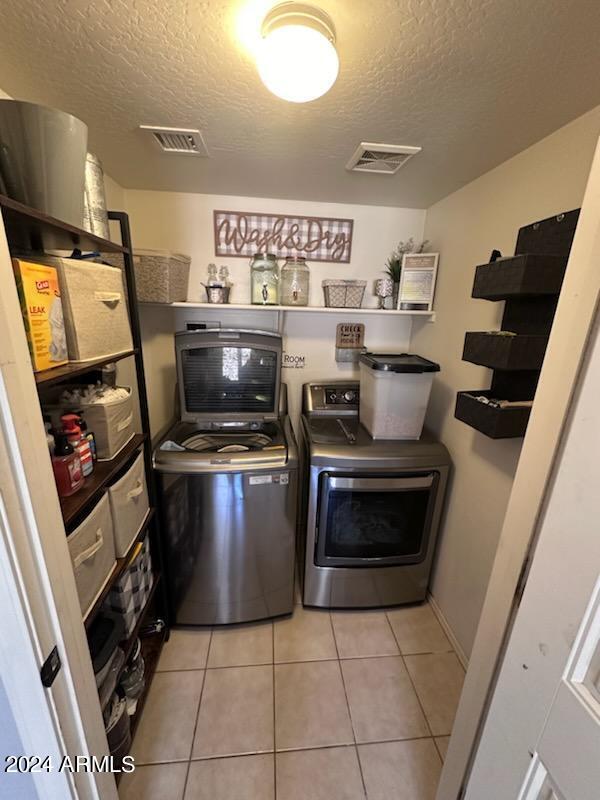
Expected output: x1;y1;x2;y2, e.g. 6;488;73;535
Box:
140;301;435;319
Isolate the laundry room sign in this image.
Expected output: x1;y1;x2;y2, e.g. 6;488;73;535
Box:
282;352;306;369
213;210;354;263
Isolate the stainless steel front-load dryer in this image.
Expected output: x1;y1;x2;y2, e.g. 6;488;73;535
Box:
154;329;297;625
298;381;450;609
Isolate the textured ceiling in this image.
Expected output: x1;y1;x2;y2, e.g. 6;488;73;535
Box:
0;0;599;207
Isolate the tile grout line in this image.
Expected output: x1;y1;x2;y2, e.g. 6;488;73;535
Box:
384;614;449;779
393;625;464;741
384;612;436;741
328;611;368;800
137;731;446;768
180;627;213;800
157;647;456;674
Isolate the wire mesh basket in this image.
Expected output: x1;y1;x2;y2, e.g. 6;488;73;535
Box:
322;279;367;308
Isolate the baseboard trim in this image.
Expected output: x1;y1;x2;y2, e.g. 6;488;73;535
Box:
427;592;469;670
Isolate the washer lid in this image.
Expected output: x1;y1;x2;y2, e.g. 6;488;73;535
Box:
175;329;282;424
153;420;289;473
359;353;440;373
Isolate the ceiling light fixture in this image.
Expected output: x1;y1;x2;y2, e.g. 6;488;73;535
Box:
257;2;339;103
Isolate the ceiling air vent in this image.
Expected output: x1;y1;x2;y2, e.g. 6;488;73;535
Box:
346;142;421;175
139;125;209;156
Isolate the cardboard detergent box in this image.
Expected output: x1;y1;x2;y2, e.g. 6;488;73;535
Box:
13;259;68;372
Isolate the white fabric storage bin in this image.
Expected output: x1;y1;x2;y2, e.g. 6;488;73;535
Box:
55;257;133;361
133;249;191;303
79;386;135;460
68;494;116;616
108;452;149;557
359;354;440;440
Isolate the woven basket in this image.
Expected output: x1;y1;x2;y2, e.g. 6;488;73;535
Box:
133;249;191;303
322;280;366;308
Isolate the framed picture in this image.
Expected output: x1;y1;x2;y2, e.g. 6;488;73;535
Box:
397;253;439;311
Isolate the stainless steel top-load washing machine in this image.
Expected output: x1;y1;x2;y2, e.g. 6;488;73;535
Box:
154;329;297;625
298;381;450;609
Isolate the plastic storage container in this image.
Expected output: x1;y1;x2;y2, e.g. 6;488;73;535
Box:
53;257;133;361
120;638;146;715
106;537;153;636
132;250;191;303
108;452;149;556
87;611;126;688
322;279;366;308
98;648;126;711
359;353;440;440
68;494;117;615
104;693;131;768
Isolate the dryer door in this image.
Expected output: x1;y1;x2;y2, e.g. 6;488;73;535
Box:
315;472;439;567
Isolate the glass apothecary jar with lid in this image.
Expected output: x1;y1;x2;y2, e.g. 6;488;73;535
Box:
250;253;280;305
281;256;310;306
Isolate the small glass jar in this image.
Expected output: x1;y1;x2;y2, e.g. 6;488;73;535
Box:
281;256;310;306
250;253;280;305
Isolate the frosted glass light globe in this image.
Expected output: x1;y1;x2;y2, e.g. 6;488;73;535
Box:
257;24;339;103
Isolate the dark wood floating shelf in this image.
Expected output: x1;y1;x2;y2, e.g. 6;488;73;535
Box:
455;391;531;439
0;194;130;255
61;434;147;529
84;510;155;629
456;209;580;439
472;253;568;301
35;349;138;388
463;332;549;371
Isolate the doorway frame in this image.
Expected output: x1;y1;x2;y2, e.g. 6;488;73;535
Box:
437;137;600;798
0;221;118;800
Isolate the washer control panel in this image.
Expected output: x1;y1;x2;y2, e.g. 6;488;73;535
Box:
303;382;360;415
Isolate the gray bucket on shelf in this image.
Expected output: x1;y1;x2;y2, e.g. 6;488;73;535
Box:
0;99;88;227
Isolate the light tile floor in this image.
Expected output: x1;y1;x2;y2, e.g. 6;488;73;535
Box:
120;585;464;800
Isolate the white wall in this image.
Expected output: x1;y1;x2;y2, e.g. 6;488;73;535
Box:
104;173;126;210
123;190;426;435
410;104;600;658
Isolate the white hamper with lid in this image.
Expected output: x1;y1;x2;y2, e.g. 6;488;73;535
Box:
108;452;150;557
68;494;117;616
55;257;133;361
359;353;440;440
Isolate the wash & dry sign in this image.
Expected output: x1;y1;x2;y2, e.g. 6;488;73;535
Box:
214;210;354;263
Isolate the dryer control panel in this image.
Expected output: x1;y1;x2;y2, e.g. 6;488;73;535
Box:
303;382;360;416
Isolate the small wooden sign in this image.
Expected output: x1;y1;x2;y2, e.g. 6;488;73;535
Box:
214;210;354;263
336;323;365;349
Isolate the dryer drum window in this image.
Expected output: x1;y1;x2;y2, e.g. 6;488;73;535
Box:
315;472;439;567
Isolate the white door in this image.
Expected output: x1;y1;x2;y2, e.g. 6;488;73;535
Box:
519;574;600;800
465;293;600;797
